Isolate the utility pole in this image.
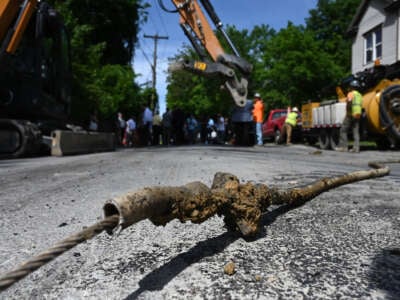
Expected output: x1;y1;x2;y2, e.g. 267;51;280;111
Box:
143;34;168;111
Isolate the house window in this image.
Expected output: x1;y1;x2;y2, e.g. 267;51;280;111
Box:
364;25;382;64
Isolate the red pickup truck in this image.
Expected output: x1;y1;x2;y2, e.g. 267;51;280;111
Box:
262;109;301;143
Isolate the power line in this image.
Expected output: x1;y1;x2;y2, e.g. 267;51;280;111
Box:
138;44;153;68
143;33;169;111
151;0;172;72
153;0;170;37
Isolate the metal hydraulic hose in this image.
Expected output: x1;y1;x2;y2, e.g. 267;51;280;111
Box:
379;84;400;140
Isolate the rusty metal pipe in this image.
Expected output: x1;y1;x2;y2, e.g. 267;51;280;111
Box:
103;163;391;238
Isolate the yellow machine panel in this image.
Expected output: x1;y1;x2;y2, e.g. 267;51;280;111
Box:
301;102;320;129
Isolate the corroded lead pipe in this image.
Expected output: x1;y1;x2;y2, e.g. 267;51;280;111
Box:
103;162;391;237
103;182;213;234
104;173;270;236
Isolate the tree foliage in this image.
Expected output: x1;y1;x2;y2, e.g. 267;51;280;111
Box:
47;0;148;124
306;0;361;74
259;23;343;110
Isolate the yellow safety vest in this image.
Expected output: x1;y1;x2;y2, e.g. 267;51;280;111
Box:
351;90;362;117
285;112;298;126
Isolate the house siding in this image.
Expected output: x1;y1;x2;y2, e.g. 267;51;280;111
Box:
398;8;400;61
351;0;399;74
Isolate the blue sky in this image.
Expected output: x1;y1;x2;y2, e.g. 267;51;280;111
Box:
133;0;318;113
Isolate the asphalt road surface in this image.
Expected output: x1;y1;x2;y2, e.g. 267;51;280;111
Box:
0;144;399;299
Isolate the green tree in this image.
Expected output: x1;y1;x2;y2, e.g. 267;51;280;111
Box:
306;0;361;75
259;23;342;110
47;0;148;124
50;0;144;64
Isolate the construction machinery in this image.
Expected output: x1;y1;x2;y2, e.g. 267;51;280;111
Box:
301;61;400;150
166;0;254;145
167;0;253;108
0;0;72;157
0;0;115;158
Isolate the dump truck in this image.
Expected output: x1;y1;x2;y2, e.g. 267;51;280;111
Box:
301;62;400;150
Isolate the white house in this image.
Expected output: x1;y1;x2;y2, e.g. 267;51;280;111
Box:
348;0;400;74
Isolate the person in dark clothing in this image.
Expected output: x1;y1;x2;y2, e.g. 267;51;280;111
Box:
172;108;185;145
162;108;173;145
185;114;198;144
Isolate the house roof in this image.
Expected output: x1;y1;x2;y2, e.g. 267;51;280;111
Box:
347;0;400;36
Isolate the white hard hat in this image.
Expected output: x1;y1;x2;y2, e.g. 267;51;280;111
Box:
292;107;298;112
349;79;360;88
254;93;261;98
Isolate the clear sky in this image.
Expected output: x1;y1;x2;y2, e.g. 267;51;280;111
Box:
133;0;318;114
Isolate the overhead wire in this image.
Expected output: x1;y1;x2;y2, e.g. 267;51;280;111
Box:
137;0;171;70
137;43;154;83
139;0;175;106
135;1;163;85
136;0;185;112
151;0;170;67
153;0;170;36
138;43;153;68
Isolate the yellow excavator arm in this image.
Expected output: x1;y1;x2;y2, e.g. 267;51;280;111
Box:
0;0;38;56
169;0;253;107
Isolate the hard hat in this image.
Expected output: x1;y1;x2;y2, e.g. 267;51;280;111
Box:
254;92;261;98
349;79;359;88
292;107;298;112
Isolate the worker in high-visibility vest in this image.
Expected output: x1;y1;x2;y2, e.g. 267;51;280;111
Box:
281;107;299;145
335;79;363;153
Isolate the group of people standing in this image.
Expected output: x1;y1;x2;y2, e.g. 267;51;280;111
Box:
115;106;231;147
116;105;157;147
114;81;363;151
